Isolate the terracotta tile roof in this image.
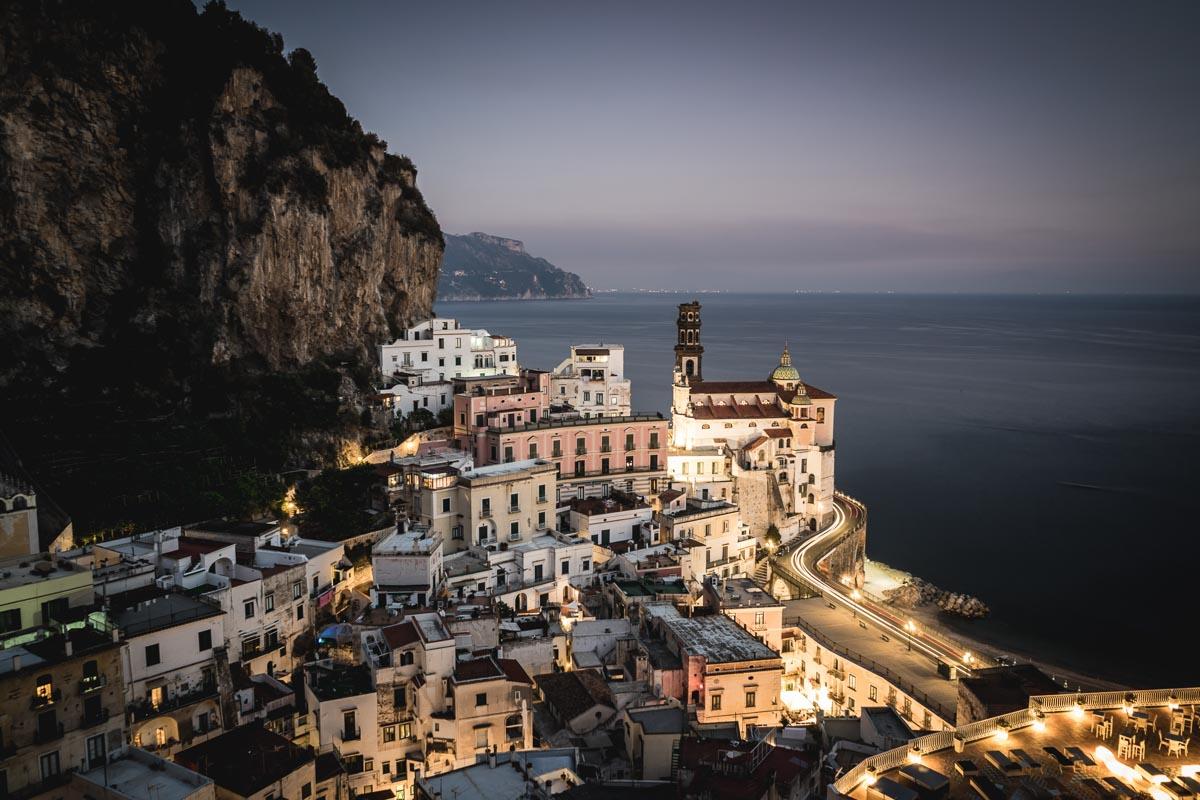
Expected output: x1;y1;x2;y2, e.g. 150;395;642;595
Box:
453;656;505;683
764;429;792;439
689;379;836;401
534;669;615;721
497;658;533;685
382;620;419;649
691;401;788;420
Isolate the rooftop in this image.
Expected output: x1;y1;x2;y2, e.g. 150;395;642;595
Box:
661;614;779;664
185;519;279;538
176;723;313;798
113;592;222;638
306;661;375;701
689;380;836;401
536;669;616;720
0;614;119;674
862;705;916;744
418;748;579;800
0;554;91;592
960;664;1068;714
488;413;665;435
76;747;213;800
626;704;688;735
840;688;1200;800
709;577;783;609
570;492;650;517
460;459;558;481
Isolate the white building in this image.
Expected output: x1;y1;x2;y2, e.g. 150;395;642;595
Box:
378;318;519;418
442;531;593;613
549;344;632;418
567;491;655;548
372;525;444;608
668;301;837;535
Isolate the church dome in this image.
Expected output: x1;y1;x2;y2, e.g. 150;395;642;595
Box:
769;344;801;383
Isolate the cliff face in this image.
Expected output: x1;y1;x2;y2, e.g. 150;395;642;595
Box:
439;232;590;301
0;1;442;536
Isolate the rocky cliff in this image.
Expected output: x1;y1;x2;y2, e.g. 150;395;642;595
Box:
0;0;442;536
439;232;590;300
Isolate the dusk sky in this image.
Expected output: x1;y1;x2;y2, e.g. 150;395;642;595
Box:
223;0;1200;292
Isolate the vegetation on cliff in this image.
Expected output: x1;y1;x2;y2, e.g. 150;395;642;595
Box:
439;232;590;300
0;0;442;537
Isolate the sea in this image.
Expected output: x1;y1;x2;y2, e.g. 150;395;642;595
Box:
435;292;1200;686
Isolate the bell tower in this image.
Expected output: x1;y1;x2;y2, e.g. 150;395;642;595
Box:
674;300;703;384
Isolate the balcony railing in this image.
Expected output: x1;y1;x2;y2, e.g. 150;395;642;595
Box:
31;688;62;710
33;722;64;744
341;727;361;742
79;674;108;694
82;708;111;729
600;445;612;453
480;508;492;518
128;682;218;722
507;505;520;513
575;447;587;455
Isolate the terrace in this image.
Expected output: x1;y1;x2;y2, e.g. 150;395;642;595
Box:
837;688;1200;800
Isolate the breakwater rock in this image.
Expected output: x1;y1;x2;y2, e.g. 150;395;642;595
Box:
882;577;990;619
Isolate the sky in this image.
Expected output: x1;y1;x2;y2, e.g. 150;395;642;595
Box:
222;0;1200;292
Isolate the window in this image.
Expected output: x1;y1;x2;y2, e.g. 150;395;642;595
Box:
292;581;303;599
528;442;538;459
0;608;20;633
399;651;414;667
265;592;275;612
394;687;407;709
455;356;462;366
503;446;513;462
869;685;878;701
398;722;412;740
244;600;255;619
198;630;212;652
711;694;722;710
538;484;547;502
442;498;451;513
538;511;546;528
581;558;590;571
475;728;488;749
506;713;523;741
421;352;428;362
296;603;304;621
625;433;634;450
848;675;857;690
583;391;591;402
40;751;60;781
649;432;659;449
552;440;562;457
754;611;765;626
264;628;280;650
596;394;605;406
383;725;397;743
302;784;313;799
509;492;519;510
745;691;757;708
145;644;161;667
476;692;487;707
509;521;519;539
561;559;570;575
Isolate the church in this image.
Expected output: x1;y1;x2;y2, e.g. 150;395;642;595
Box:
667;301;837;541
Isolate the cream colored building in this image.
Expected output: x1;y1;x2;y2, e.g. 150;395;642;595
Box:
704;576;785;652
659;497;755;580
549;344;632;418
407;459;558;553
667;302;838;535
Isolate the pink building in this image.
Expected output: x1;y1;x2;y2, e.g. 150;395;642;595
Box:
483;414;668;498
453;371;551;462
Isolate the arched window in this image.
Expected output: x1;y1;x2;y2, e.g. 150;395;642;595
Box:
686;361;695;377
808;493;815;504
12;496;27;511
400;650;415;666
808;474;815;485
515;593;528;612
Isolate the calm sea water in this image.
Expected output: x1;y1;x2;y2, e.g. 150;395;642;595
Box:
436;293;1200;685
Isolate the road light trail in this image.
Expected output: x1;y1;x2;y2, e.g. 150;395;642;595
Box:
779;494;975;676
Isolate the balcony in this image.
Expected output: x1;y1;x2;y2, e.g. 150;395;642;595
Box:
33;722;64;744
575;447;587;455
826;667;846;682
31;688;62;710
600;445;612;453
129;681;218;722
480;507;492;518
537;495;549;504
507;505;520;514
81;708;111;729
79;674;108;694
341;727;362;742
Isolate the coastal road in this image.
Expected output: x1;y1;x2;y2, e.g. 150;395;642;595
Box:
777;494;978;677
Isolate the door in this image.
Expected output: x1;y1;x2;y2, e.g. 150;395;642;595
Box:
86;733;106;770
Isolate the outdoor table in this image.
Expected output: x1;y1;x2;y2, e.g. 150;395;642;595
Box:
899;763;949;797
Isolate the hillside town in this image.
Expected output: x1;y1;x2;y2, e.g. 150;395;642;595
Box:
0;303;1194;800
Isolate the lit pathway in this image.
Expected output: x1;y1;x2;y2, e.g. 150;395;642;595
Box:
775;494;979;677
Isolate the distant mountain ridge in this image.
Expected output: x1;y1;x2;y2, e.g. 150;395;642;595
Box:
439;232;591;300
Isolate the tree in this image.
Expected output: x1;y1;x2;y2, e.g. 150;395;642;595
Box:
764;524;781;551
295;464;377;538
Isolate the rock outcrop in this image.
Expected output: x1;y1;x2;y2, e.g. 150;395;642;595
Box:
882;577;990;619
0;1;442;535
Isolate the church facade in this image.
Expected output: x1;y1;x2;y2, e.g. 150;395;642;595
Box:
667;301;837;541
